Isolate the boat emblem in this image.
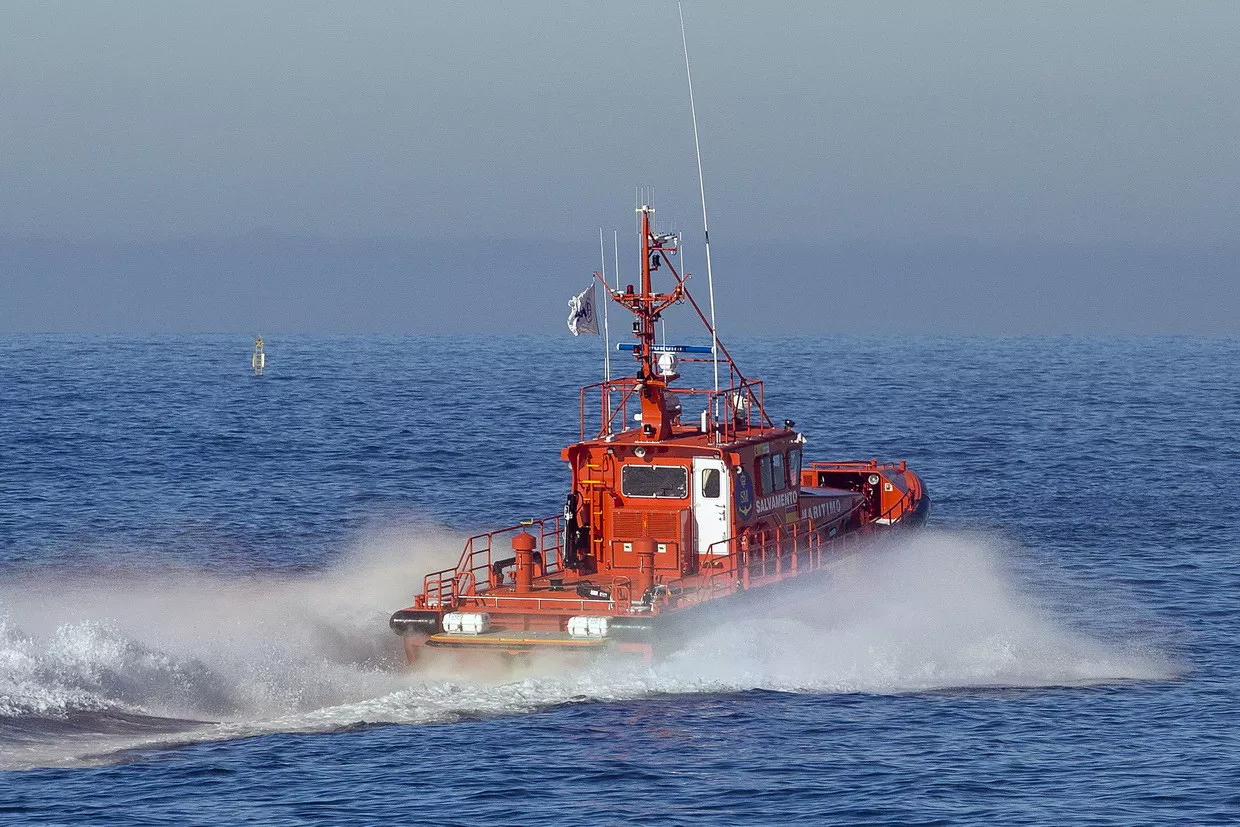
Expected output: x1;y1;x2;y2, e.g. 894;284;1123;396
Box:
735;469;754;519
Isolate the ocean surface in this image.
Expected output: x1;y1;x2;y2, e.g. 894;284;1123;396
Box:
0;333;1237;825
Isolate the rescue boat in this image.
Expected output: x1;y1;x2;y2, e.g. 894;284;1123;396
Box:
389;203;930;664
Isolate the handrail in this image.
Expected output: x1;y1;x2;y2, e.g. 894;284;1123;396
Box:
669;482;918;607
579;376;774;443
416;477;920;613
874;483;916;524
692;499;867;595
417;514;564;611
805;459;909;473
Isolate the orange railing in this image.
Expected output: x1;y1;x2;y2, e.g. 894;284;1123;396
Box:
804;459;910;477
579;376;773;444
419;514;564;610
418;481;918;613
668;484;918;609
677;500;867;606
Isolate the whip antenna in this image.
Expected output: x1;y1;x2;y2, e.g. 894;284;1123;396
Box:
679;0;720;395
599;228;612;383
613;229;621;292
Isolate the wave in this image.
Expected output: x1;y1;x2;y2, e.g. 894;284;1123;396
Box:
0;529;1177;769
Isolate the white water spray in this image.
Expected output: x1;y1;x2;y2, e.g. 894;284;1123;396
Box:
661;531;1177;692
0;529;1176;769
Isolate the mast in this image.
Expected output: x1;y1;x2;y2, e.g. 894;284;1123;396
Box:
614;205;683;441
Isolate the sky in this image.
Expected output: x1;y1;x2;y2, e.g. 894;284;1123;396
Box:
1;1;1237;334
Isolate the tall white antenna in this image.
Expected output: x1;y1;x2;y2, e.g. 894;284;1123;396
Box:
679;0;720;395
611;228;621;434
599;228;611;383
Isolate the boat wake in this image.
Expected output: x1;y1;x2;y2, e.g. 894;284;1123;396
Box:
0;529;1176;770
661;531;1178;692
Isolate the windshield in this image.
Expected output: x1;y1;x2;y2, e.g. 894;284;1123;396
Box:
621;465;688;498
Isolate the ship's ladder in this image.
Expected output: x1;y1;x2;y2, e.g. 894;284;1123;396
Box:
581;462;608;561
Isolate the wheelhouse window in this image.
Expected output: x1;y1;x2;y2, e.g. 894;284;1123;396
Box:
771;452;787;492
758;455;774;495
701;467;721;499
788;447;803;484
622;465;688;498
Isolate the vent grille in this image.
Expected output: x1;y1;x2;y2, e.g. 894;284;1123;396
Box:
612;510;681;540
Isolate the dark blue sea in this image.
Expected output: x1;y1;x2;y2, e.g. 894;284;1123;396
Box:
1;334;1237;825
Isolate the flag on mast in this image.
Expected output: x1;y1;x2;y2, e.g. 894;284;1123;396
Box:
567;283;600;336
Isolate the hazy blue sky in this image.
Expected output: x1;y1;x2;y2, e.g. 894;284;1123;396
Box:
2;2;1236;333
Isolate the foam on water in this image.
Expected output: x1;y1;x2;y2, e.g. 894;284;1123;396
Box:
0;529;1176;769
659;532;1177;692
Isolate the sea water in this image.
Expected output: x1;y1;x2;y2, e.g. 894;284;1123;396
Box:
0;334;1236;825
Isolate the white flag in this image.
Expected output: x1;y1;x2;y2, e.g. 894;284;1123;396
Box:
567;283;600;336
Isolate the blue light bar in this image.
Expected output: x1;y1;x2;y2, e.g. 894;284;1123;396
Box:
616;343;714;354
